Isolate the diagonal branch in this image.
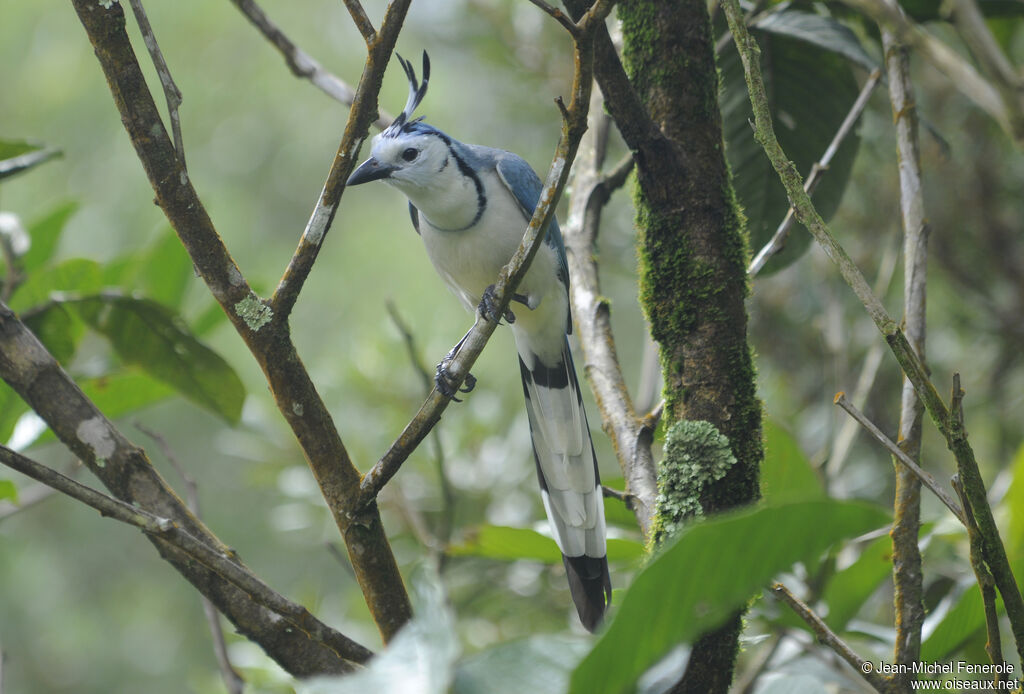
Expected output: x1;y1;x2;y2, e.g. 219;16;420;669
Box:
357;0;619;508
0;443;373;666
127;0;186;170
228;0;392;129
72;0;413;645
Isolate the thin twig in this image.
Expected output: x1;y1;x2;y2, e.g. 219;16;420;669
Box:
952;474;1005;685
526;0;580;36
135;422;244;694
228;0;392;129
834;393;965;525
342;0;377;44
748;69;881;276
385;300;456;548
127;0;186;171
356;0;619;509
771;583;890;693
0;443;373;666
882;11;928;674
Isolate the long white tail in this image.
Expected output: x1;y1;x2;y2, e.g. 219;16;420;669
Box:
515;333;610;631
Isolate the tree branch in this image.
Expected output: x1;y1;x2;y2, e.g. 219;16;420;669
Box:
127;0;186;171
721;0;1024;661
882;12;928;675
71;0;413;645
564;84;656;537
0;442;373;667
228;0;392;129
357;0;619;508
771;583;891;693
342;0;377;45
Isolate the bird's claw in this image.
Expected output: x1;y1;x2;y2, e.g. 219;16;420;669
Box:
479;284;516;324
435;359;476;402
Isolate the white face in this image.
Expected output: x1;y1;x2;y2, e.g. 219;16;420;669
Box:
368;131;450;191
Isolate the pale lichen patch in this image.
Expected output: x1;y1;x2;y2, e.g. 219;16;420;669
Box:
77;416;117;463
235;292;272;332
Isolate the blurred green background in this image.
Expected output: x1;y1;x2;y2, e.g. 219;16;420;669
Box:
2;1;1023;692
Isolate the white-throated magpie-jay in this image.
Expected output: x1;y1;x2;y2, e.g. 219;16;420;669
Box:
347;52;610;631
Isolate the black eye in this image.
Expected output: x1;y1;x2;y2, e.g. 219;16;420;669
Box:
401;147;419;162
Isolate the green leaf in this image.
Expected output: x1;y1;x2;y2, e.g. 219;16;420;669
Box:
22;201;78;273
1003;442;1024;562
720;10;861;274
140;230;193;308
79;370;176;418
454;634;590;694
0;479;17;503
9;258;103;313
69;295;244;423
569;501;890;694
22;303;84;365
0;139;62;181
753;7;877;73
0;385;29;445
920;584;986;661
822;534;892;632
450;525;645;564
761;419;824;504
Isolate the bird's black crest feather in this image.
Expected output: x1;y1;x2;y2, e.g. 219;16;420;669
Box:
385;51;430;138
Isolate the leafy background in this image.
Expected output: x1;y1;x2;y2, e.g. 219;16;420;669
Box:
1;0;1023;692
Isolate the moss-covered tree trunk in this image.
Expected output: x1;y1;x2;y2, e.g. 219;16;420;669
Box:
617;0;763;690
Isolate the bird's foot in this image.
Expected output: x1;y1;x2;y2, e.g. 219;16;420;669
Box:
478;284;516;324
435;355;477;402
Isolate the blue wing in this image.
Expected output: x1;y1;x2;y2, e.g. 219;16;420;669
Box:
494;154;570;298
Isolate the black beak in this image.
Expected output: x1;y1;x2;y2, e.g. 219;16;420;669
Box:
347;157;394;186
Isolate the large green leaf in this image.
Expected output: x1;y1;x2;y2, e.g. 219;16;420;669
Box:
761;418;824;504
822;534;892;632
1003;442;1024;561
0;386;29;446
22;201;78;273
22;302;84;365
139;230;193;309
720;9;862;274
9;258;103;313
0;139;62;181
920;584;985;661
69;295;244;423
569;501;890;694
450;525;645;564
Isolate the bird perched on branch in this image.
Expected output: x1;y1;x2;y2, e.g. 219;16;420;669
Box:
347;52;610;631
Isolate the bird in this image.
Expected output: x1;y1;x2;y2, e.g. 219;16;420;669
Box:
347;52;611;632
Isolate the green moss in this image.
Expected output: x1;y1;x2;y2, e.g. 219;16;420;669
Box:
649;420;737;546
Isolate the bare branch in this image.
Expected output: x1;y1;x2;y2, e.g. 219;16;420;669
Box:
882;12;928;673
135;422;244;694
228;0;392;129
527;0;580;36
343;0;377;44
771;584;890;693
564;84;656;536
127;0;187;170
952;475;1005;685
834;393;965;525
748;69;882;276
0;443;373;666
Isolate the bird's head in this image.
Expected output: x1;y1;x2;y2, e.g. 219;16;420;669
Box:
348;52;449;191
